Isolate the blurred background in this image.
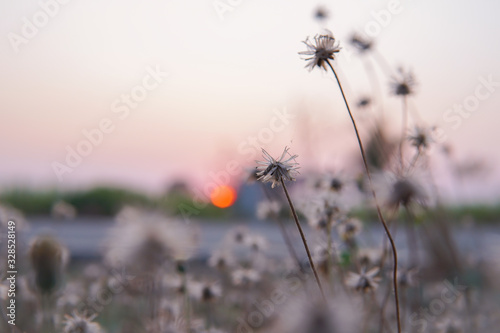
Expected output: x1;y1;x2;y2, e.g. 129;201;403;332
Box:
1;0;499;219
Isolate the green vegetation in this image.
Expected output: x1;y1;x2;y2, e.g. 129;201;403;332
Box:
1;186;499;223
0;186;235;219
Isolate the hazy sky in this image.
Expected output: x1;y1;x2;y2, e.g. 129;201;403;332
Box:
1;0;499;201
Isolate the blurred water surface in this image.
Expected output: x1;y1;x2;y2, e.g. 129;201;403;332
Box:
22;217;500;263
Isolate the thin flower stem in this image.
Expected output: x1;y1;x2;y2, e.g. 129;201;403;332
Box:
326;59;402;333
260;183;304;273
280;177;327;302
400;96;408;167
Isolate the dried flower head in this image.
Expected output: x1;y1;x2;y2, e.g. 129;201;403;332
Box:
245;167;260;184
390;67;416;96
190;281;222;303
306;199;342;231
63;312;103;333
327;177;344;192
231;268;261;286
314;6;329;21
224;226;249;245
357;96;371;108
346;267;380;292
387;177;425;208
408;126;434;151
299;31;341;71
256;200;281;220
349;33;373;53
256;147;299;188
337;218;362;241
398;267;419;288
208;249;235;270
29;235;69;295
245;233;268;252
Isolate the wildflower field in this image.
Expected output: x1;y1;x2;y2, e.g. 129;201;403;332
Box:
1;1;500;333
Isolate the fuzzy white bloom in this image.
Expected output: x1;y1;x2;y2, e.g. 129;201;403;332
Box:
231;268;261;286
104;208;199;272
223;226;250;245
208;249;235;270
245;233;268;252
190;280;222;303
346;267;380;292
256;200;281;220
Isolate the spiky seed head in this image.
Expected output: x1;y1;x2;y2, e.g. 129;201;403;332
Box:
299;31;341;71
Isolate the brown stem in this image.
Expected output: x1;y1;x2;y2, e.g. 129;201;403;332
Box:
260;183;304;273
326;59;401;333
280;177;327;302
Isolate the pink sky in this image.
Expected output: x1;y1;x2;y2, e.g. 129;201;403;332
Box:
1;0;499;202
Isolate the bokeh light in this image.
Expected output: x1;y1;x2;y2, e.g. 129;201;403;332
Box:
210;185;237;208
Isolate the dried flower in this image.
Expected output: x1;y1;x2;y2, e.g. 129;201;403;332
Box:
29;235;69;295
390;67;416;96
245;233;268;252
314;6;329;21
349;33;373;53
63;312;103;333
357;96;371;108
208;250;235;270
299;31;341;71
387;177;425;208
190;281;222;303
224;226;249;245
231;268;261;286
397;267;419;288
256;147;299;188
337;218;362;241
346;267;380;292
256;200;281;220
408;126;434;151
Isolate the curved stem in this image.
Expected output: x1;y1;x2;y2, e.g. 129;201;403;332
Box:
326;59;401;333
280;178;327;302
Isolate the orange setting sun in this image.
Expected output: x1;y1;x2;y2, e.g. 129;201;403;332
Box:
210;185;237;208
